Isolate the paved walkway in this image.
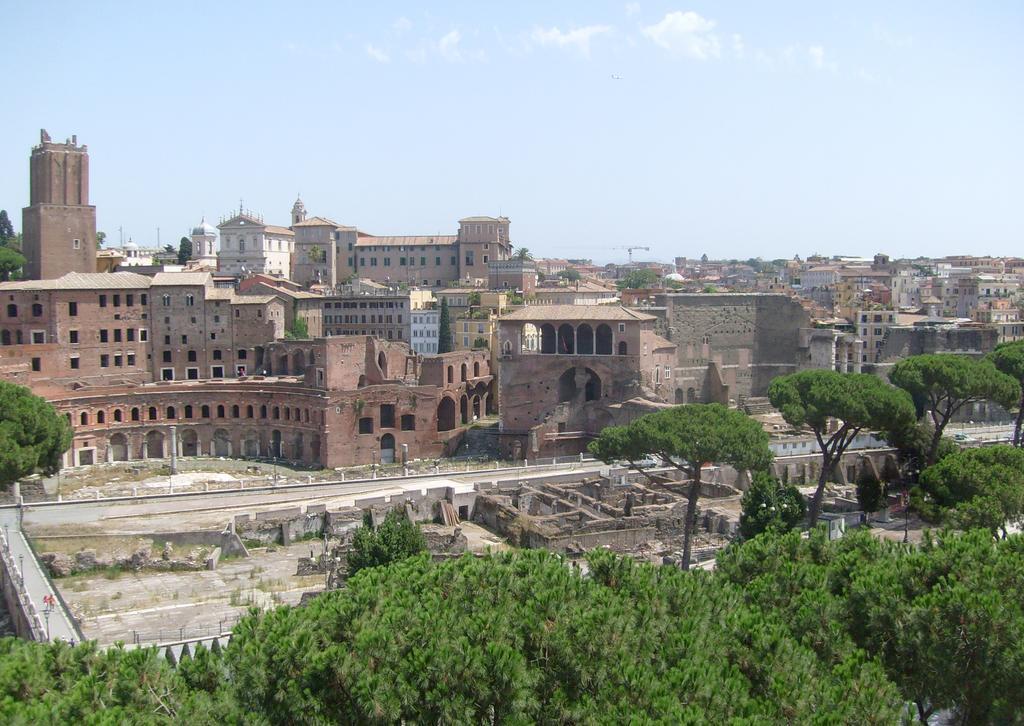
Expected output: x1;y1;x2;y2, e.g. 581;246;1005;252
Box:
0;507;80;642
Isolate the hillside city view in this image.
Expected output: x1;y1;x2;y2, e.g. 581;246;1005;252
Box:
0;2;1021;723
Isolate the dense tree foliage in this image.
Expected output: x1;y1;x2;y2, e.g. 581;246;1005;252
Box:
437;297;452;354
0;246;25;281
988;340;1024;446
347;509;427;576
557;268;580;282
890;354;1020;465
769;370;915;524
917;445;1024;536
717;528;1024;724
738;472;806;539
6;531;1024;723
0;381;71;490
176;236;192;265
0;210;14;244
590;404;772;568
284;317;309;340
616;268;661;289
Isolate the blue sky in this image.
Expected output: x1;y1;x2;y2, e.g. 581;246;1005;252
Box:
2;1;1021;263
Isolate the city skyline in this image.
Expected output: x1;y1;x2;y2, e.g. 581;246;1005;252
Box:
2;2;1021;262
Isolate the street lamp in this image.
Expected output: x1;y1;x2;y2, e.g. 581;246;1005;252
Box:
42;594;54;641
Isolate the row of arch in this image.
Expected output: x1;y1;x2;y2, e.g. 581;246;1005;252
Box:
514;323;627;356
72;402;321;428
265;347;311;376
445;360;487;384
104;428;322;463
436;383;490;432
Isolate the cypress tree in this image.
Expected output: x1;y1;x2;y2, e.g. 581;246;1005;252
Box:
437;298;452;354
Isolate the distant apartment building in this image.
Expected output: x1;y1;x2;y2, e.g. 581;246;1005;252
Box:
320;283;433;342
532;281;618;306
411;309;440;354
488;257;537;294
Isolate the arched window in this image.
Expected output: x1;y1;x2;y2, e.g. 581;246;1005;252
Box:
447;366;454;384
260;405;267;419
617;341;628;355
217;404;225;418
184;405;193;419
460;363;467;382
131;407;140;421
201;405;211;418
473;361;481;378
246;405;254;418
113;409;123;422
80;412;88;425
166;406;177;419
31;303;43;317
96;410;105;424
272;406;280;420
148;406;157;420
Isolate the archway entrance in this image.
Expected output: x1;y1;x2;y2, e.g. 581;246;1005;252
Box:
472;395;481;419
213;429;231;457
437;397;456;432
596;324;612;355
244;432;259;458
109;433;128;462
380;433;396;464
146;431;164;458
181;429;199;457
460;395;469;425
271;430;282;458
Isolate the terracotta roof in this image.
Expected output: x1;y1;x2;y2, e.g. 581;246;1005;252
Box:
233;295;278;305
291;216;343;228
501;305;656;322
151;272;213;286
263;225;295;236
0;272;153;290
356;235;458;247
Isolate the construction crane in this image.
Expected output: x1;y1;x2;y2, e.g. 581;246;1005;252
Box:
613;246;651;263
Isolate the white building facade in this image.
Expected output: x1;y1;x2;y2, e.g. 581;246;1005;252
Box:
411;309;439;355
217;211;294;278
190;217;219;268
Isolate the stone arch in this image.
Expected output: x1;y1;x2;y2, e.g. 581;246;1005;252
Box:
584;368;602;401
447;366;454;384
131;407;140;422
80;411;89;426
473;360;480;378
437;396;457;432
310;434;322;464
460;363;467;382
145;430;165;458
675;388;685;404
472;395;481;419
687;387;697;403
109;433;128;462
617;340;628;355
213;429;231;457
293;349;307;375
596;324;612;355
460;394;469;425
558;368;578;402
380;433;396;464
540;323;556;354
557;324;575;354
243;431;259;458
377;351;387;377
113;409;123;423
293;432;304;462
181;429;199;457
577;324;594;355
0;330;9;346
276;353;289;376
271;430;283;458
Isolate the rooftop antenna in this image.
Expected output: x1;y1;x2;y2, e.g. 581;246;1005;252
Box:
239;198;244;215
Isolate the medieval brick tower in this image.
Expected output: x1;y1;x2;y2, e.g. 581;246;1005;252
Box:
22;129;97;279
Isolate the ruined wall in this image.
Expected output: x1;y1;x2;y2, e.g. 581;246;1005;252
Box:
653;293;812;402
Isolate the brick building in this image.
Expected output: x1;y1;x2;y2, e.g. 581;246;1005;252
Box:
22;130;97;280
497;305;676;458
48;338;492;468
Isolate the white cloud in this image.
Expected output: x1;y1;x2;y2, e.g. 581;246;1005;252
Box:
365;44;390;63
438;30;463;62
808;44;837;72
394;16;412;33
531;25;613;57
625;2;641;17
731;33;745;60
872;23;913;49
642;11;720;60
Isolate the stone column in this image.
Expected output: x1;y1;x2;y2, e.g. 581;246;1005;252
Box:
169;425;178;474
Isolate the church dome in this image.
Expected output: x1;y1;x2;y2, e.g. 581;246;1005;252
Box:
191;217;217;237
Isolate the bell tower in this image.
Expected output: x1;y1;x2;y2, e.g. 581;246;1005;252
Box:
22;129;97;279
291;196;306;226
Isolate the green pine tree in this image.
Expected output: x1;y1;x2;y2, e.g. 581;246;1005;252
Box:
437;298;452;354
